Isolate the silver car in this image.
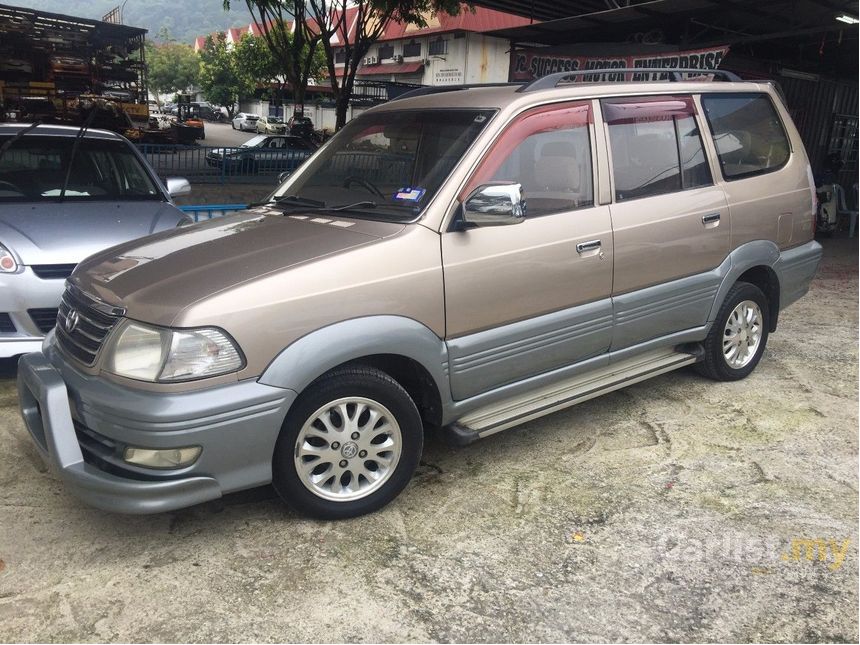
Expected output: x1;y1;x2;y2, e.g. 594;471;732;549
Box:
0;124;192;357
255;115;286;134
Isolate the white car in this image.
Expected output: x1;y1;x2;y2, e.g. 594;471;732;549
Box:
232;113;260;132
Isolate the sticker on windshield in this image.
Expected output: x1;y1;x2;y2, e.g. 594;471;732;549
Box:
394;187;426;202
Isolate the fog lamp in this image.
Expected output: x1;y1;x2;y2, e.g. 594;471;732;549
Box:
123;445;202;469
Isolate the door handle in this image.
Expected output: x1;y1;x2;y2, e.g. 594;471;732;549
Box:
576;239;602;253
702;213;721;224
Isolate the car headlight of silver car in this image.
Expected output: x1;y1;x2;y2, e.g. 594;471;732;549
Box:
0;243;18;273
105;320;244;382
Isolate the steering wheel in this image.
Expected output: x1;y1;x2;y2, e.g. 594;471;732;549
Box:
0;180;21;192
343;175;385;199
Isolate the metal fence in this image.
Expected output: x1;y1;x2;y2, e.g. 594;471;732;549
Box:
137;144;314;184
178;204;249;221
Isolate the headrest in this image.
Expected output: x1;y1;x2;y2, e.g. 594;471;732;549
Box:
540;141;578;159
534;141;581;191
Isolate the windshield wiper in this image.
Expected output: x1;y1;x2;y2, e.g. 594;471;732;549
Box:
60;108;99;202
329;201;376;211
0;121;41;163
247;194;326;209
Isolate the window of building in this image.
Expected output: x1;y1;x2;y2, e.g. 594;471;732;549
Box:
702;93;790;180
828;113;858;172
403;40;421;58
428;38;447;56
378;44;394;60
464;102;593;217
334;49;345;64
604;95;711;202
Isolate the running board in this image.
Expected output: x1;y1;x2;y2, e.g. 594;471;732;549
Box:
445;348;700;445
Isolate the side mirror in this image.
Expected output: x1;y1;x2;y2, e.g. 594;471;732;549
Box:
165;177;191;197
462;182;526;227
277;171;291;184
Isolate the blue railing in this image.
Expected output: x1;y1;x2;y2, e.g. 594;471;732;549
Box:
179;203;249;221
137;144;313;184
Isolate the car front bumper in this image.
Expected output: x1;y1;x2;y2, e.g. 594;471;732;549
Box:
0;268;67;358
17;345;296;514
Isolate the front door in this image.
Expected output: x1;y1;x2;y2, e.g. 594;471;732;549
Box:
442;101;614;400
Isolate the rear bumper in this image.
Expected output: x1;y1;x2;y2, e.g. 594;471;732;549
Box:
775;240;824;310
17;348;295;514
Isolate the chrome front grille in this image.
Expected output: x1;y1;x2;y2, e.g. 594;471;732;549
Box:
56;286;124;366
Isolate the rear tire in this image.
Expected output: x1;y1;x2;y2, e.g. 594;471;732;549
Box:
696;281;769;381
272;366;423;519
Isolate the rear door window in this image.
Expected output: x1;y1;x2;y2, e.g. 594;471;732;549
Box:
603;95;711;202
701;93;790;180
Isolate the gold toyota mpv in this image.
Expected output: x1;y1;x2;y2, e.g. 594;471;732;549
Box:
18;70;823;518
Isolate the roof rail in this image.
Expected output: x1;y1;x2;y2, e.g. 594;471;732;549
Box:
391;83;522;102
517;68;742;93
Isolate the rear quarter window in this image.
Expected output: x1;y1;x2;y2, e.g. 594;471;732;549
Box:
701;93;791;180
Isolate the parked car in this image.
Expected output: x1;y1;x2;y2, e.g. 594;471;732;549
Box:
205;135;317;173
18;73;822;520
49;55;89;76
0;58;34;77
287;114;314;138
188;102;222;122
256;115;286;134
232;113;260;131
0;123;192;357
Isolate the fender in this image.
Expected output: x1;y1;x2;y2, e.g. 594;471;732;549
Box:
707;240;780;323
258;315;451;400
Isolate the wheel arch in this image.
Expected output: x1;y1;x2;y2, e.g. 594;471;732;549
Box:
709;241;781;332
736;264;781;332
259;316;450;427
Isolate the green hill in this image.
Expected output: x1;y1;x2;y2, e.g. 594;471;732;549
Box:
5;0;253;44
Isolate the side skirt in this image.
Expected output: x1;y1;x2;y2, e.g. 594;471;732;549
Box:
444;346;701;445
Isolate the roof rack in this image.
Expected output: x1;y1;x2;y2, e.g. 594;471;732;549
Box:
517;68;742;93
391;83;522;102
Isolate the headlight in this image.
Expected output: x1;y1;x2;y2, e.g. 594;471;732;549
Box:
0;243;18;272
106;321;243;382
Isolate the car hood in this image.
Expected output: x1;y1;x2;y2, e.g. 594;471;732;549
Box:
0;201;186;265
70;208;407;326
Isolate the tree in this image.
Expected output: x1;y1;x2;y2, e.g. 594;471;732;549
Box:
146;41;200;107
233;26;325;110
224;1;465;130
306;1;464;129
223;1;322;111
198;33;255;118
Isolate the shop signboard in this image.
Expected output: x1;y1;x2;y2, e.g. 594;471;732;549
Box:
510;45;731;82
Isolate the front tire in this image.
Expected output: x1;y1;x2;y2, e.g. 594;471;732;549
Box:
272;366;423;519
697;281;769;381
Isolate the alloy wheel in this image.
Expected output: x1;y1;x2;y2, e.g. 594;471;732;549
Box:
293;397;402;502
722;299;763;369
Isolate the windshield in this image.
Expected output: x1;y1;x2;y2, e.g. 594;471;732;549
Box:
0;136;161;202
274;108;495;220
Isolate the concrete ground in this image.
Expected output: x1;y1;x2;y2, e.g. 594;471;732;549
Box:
0;238;856;643
201;121;260;148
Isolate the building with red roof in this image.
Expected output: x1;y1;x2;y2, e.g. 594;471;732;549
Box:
194;5;533;85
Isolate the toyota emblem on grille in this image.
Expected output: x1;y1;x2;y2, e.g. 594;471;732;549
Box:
64;309;80;333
